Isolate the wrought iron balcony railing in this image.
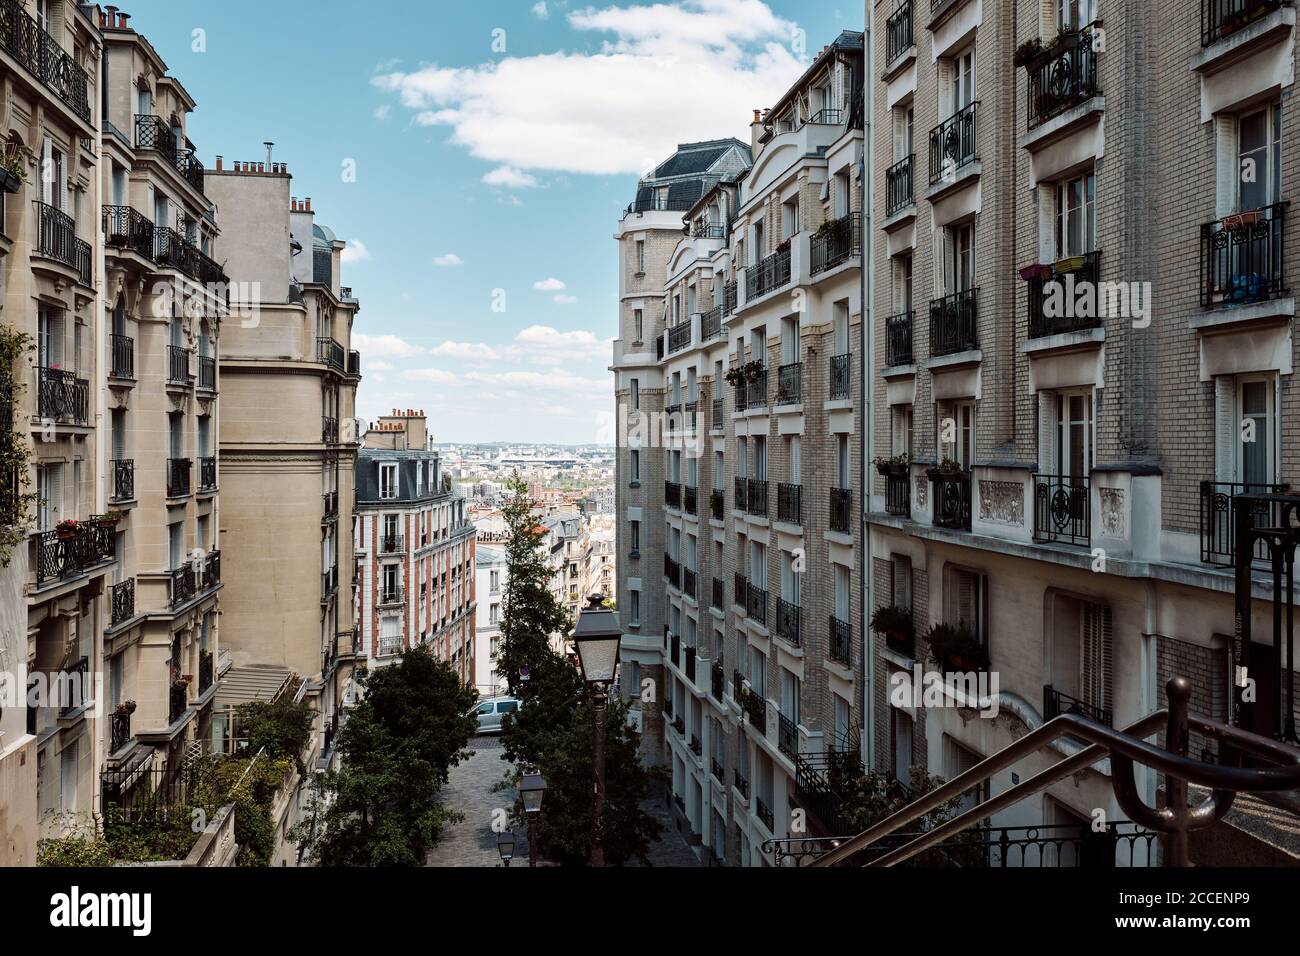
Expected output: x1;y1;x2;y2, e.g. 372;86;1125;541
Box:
830;614;852;666
746;248;792;300
886;471;911;517
755;796;775;831
829;353;851;400
1043;684;1112;728
110;459;134;502
1199;480;1289;567
886;311;914;366
198;456;217;492
1200;202;1288;308
776;362;801;405
197;355;216;390
169;682;188;724
778;712;798;760
734;769;750;799
683;484;698;515
166;458;192;498
170;565;196;608
734;573;748;613
701;305;723;341
103;204;154;261
777;482;802;524
746;369;768;409
32;200;79;271
199;650;214;693
747;478;769;517
928;101;979;184
134;115;204;194
110;710;131;754
722;279;738;317
734;475;748;512
682;567;697;601
167;345;190;384
1027;251;1103;337
664;480;681;509
0;0;92;121
712;576;725;610
929;288;979;356
886;0;914;63
110;332;135;378
667;319;692;354
379;533;405;554
747;581;769;626
711;397;724;428
664;554;681;589
930;469;972;531
110;578;135;626
321;416;339;444
776;599;801;648
33;524;114;585
711;660;724;702
830;487;853;534
1026;29;1100;130
710;488;724;520
37;366;88;424
1202;0;1286;46
1033;474;1090;547
886;154;914;217
317;336;345;370
811;212;862;275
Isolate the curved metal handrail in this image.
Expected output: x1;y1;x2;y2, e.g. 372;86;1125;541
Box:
812;678;1300;868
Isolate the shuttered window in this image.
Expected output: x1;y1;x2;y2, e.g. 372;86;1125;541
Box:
1080;601;1113;715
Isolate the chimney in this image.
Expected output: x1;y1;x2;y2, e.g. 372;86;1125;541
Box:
105;6;117;27
264;141;274;167
119;12;130;27
305;197;312;211
750;109;765;157
215;155;223;171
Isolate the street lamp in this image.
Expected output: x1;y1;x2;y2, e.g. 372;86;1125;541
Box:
519;769;546;867
496;828;515;867
572;593;622;867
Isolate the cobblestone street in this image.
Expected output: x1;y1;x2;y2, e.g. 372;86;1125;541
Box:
425;736;701;867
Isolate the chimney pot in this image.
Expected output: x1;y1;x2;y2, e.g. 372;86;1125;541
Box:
215;155;223;171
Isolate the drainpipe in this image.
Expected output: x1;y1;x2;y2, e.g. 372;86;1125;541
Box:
92;44;108;825
860;6;876;770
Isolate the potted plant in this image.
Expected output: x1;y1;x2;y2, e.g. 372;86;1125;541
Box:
775;237;791;255
870;605;915;654
1013;37;1044;67
115;699;137;717
1018;261;1051;281
54;518;79;540
173;675;191;691
93;509;124;527
0;145;27;194
926;457;965;480
874;453;910;477
926;622;989;672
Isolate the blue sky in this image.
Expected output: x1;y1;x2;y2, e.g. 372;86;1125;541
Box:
132;0;860;442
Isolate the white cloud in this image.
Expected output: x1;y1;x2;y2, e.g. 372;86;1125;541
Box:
533;277;567;291
433;253;463;266
482;165;540;189
553;294;578;305
428;341;500;361
532;1;549;19
352;333;426;358
512;324;609;363
341;240;371;264
402;368;459;383
366;359;395;372
373;104;391;120
372;0;804;176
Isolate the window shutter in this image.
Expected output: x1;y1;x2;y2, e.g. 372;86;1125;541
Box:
1080;603;1113;714
1040;0;1056;35
1214;116;1237;218
41;136;52;206
1038;391;1060;474
47;464;62;525
1214;375;1236;482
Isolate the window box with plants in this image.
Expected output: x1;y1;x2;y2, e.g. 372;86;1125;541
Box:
925;457;966;481
871;604;915;656
723;361;765;388
874;454;910;478
926;622;989;673
54;518;80;541
92;509;124;528
0;145;27;195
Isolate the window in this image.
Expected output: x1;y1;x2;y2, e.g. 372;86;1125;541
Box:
630;520;640;553
380;615;402;655
780;668;800;724
629;589;640;626
891;707;914;783
837;434;851;487
490;569;500;592
781;196;799;240
834;563;851;623
1057;392;1092;479
948;46;975;114
942;736;986;814
634;308;644;341
630;378;639;411
379;462;398;499
1048;594;1112;715
892;405;914;459
833;299;851;354
1238;103;1281;213
941;222;974;294
1055;172;1096;259
892;105;914;162
948;567;987;645
489;603;499;625
1057;0;1097;30
630;449;640;482
635;240;645;273
940;400;975;469
891;555;913;609
780;550;801;605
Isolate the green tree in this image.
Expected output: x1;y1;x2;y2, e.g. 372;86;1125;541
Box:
300;646;477;867
496;475;664;865
234;696;314;772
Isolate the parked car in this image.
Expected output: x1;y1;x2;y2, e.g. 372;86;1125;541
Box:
471;696;521;734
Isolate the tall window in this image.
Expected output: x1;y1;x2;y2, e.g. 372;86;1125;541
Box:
893;105;914;162
942;222;974;294
379;462;398;499
635;240;645;273
1238;103;1281;212
1057;392;1092;479
1239;377;1276;486
629;449;640;482
1055;172;1096;259
949;46;975;114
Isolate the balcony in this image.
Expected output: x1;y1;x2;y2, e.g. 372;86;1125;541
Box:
667;319;692;354
710;489;724;520
810;212;861;275
746;368;768;409
169;682;188;724
794;745;866;836
929;468;972;531
690;733;702;757
110;333;135;378
153;227;201;278
32;201;83;275
1033;474;1090;547
1200;202;1289;308
776;362;801;405
733;768;750;799
321;416;339;445
755;797;775;831
1199;480;1289;567
110;578;135;626
170;565;196;608
1027;251;1103;338
135;114;204;194
829;487;853;534
886;0;914;63
348;349;362;375
734;476;748;512
166;458;192;497
829;353;851;400
670;631;681;669
103;204;155;263
711;397;724;429
197;355;216;391
1026;29;1100;131
886;311;914;366
886;155;914;217
1202;0;1287;46
1043;684;1112;728
110;710;132;754
33;524;114;585
777;713;798;760
777;482;802;524
711;661;724;702
722;280;738;317
0;0;92;122
321;491;338;521
203;551;221;590
672;715;686;736
929;288;979;356
747;478;769;517
701;305;723;341
928;101;979;185
664;480;681;509
683;485;698;516
734;573;747;612
322;566;339;600
712;576;725;610
711;755;725;782
684;645;697;682
199;650;214;694
886;471;911;517
664;554;681;589
317;336;345;370
379;533;405;555
167;345;190;385
830;615;852;667
37;366;88;424
746;582;768;627
682;567;697;601
745;248;792;300
110;459;134;502
776;599;801;648
198;456;217;492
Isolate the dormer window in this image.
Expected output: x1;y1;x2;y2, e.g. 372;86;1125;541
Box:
379;462;398;499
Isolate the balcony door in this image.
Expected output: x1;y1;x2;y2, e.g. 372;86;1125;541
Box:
1057;0;1096;29
1056;391;1093;480
1238;376;1276;487
941;223;974;296
893;105;913;163
948;46;975;116
1237;103;1280;214
38;307;63;369
1055;172;1096;260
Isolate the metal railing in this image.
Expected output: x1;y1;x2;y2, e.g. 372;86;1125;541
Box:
110;710;131;754
734;768;750;799
886;154;914;217
1199;480;1289;566
1202;0;1287;46
829;353;851;400
884;310;914;366
930;470;971;531
110;458;134;502
682;567;697;601
33;524;114;585
830;487;853;534
746;369;768;409
734;476;748;512
1200;202;1289;307
37;366;88;424
1028;251;1103;337
1026;28;1100;130
711;397;724;428
167;345;190;384
379;532;404;554
712;576;725;610
776;599;801;647
0;0;91;121
929;288;979;356
755;797;775;831
701;305;723;341
198;456;217;492
811;212;861;275
103;204;155;261
745;248;792;300
1033;474;1090;547
664;480;681;509
778;713;798;759
110;333;135;378
321;416;339;444
683;485;698;515
667;319;692;354
110;578;135;626
747;478;769;517
33;200;78;270
886;0;914;62
1044;684;1112;728
197;355;216;390
170;565;196;608
746;581;768;626
886;472;910;517
166;458;192;497
710;488;724;520
317;336;345;370
928;101;979;184
777;482;801;524
776;362;801;404
199;650;214;693
830;615;852;666
664;554;681;589
734;573;748;612
711;661;724;702
722;280;738;317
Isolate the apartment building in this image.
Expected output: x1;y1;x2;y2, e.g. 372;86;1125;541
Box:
354;409;477;684
613;32;866;866
204;164;362;773
864;0;1298;854
474;540;507;697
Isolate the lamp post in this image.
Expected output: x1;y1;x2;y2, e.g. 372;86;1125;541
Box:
496;828;515;867
572;593;622;867
520;769;546;867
